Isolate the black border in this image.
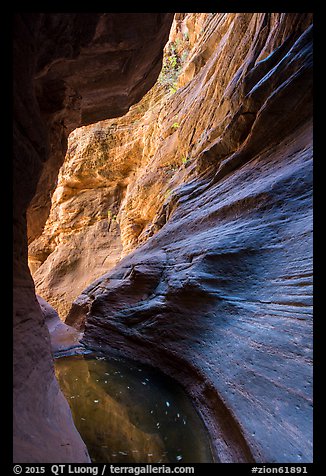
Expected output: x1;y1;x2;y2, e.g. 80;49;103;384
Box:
9;4;319;473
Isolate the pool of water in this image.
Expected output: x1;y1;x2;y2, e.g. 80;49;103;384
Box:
55;353;214;463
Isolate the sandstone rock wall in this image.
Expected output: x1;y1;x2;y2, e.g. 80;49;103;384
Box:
39;13;313;463
14;13;173;462
30;14;313;329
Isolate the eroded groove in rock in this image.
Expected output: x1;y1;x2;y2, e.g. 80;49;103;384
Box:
81;119;313;463
43;13;313;463
14;12;174;463
23;12;313;463
31;13;313;324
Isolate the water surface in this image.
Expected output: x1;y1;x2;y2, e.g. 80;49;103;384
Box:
55;353;213;463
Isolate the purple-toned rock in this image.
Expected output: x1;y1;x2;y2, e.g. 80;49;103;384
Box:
13;13;173;463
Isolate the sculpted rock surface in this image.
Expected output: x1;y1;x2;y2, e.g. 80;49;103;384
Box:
44;13;312;463
37;295;85;356
26;13;174;244
14;13;173;462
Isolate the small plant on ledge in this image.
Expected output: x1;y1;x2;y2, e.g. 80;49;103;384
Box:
107;210;117;222
158;40;188;95
164;189;172;200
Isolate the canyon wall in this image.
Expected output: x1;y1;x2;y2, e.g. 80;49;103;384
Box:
29;13;313;463
14;13;173;462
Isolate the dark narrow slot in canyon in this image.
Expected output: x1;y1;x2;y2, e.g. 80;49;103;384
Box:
14;12;313;465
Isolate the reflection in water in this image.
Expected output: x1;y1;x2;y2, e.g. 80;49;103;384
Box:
55;353;213;463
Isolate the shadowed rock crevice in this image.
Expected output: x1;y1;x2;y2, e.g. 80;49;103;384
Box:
14;12;174;463
17;12;313;464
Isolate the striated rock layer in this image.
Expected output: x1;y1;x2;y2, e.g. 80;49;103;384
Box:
41;13;313;463
14;13;173;462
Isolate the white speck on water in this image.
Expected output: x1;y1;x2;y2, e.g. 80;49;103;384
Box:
55;354;215;461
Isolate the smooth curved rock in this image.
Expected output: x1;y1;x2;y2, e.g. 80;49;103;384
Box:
19;12;313;463
37;295;85;356
31;14;313;329
62;14;312;462
14;12;173;462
